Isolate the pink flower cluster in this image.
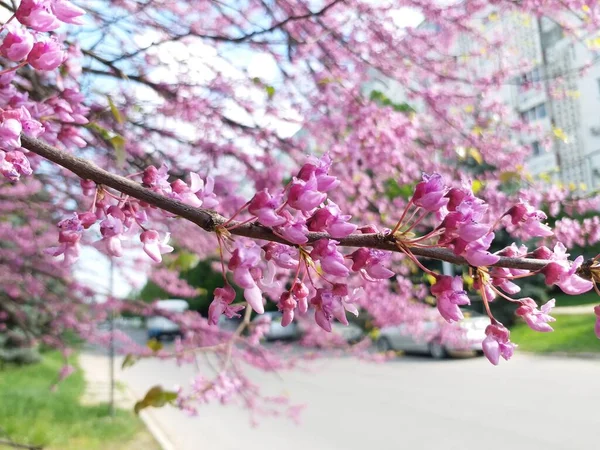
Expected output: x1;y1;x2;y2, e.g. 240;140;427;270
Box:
400;173;596;365
206;155;394;333
0;1;85;73
48;167;219;265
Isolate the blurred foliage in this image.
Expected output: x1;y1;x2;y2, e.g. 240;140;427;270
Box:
369;90;415;113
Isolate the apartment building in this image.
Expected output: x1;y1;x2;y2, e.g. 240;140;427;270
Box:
362;10;600;189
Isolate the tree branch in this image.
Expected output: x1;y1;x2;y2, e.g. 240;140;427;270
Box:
21;135;563;273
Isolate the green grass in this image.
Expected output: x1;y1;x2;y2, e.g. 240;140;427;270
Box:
511;314;600;353
0;352;145;450
551;291;600;307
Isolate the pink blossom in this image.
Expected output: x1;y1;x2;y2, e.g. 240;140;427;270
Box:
5;151;32;178
77;211;96;229
262;242;299;269
172;174;219;209
306;200;357;238
287;174;326;211
0;114;23;150
228;243;264;313
16;0;60;31
297;154;339;192
28;38;65;71
462;232;500;267
142;164;170;191
505;201;553;238
208;286;243;325
276;211;308;245
80;179;95;196
490;267;521;295
248;189;286;226
310;285;355;332
17;106;44;137
349;248;394;279
51;0;86;25
46;213;83;265
310;239;349;277
430;275;470;323
0;27;34;61
140;230;174;263
411;173;448;212
97;213;124;257
482;323;516;366
278;292;297;327
540;243;593;295
516;298;556;332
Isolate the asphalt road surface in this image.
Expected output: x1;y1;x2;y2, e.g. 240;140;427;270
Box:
119;350;600;450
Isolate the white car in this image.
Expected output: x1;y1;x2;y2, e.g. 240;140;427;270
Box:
252;311;300;341
376;309;488;359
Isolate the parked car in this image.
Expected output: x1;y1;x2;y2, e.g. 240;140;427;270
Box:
146;299;189;341
252;311;300;341
376;309;488;359
331;321;364;344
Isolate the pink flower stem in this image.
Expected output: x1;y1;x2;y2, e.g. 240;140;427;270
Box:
0;15;15;34
478;273;498;324
395;241;436;276
488;284;521;303
216;234;229;284
405;227;445;244
221;201;250;227
391;200;414;235
401;210;428;234
0;61;27;76
90;187;99;213
225;217;257;231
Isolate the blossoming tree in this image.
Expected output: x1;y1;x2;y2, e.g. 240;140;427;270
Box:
2;0;600;416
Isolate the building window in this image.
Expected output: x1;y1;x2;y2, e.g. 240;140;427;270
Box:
541;24;564;50
520;103;547;122
531;141;542;156
517;67;543;92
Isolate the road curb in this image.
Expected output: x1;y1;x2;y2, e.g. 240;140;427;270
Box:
125;385;177;450
523;351;600;360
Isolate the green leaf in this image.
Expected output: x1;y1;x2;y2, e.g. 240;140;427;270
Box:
109;135;126;168
173;251;199;271
121;354;139;369
468;147;483;165
265;85;275;99
107;96;125;124
146;338;163;353
86;122;112;141
369;90;414;114
134;386;178;414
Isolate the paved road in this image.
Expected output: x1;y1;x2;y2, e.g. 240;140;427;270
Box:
119;351;600;450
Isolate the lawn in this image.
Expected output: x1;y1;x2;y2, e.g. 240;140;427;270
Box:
510;314;600;353
551;291;600;308
0;351;153;450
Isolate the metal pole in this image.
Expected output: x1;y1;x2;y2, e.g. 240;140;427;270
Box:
108;257;115;417
442;261;453;276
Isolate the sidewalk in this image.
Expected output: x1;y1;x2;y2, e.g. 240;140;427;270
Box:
78;352;176;450
552;304;597;315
